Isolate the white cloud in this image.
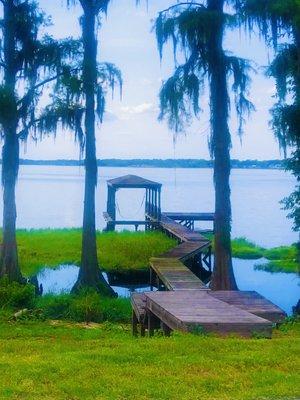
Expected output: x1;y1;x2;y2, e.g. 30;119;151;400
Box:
120;102;157;115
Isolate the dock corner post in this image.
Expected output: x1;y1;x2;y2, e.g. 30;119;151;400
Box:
208;246;212;272
149;268;153;291
158;187;161;222
107;186;116;232
132;310;138;337
161;322;171;337
147;310;155;337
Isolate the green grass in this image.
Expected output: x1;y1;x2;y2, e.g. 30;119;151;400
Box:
0;229;297;276
0;319;298;399
9;229;176;277
231;238;299;274
35;293;131;324
231;238;265;259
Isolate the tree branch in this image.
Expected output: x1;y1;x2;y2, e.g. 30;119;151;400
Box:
159;2;205;15
17;118;41;139
17;68;79;108
17;75;60;107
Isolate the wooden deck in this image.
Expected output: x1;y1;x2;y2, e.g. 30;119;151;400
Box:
150;258;207;291
145;290;273;337
160;240;210;261
209;291;286;323
159;214;209;242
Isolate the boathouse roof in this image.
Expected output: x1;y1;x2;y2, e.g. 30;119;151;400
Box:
107;174;161;189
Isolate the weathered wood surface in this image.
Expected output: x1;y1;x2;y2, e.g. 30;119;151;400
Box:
159;214;209;243
150;257;207;291
209;291;286;323
160;240;210;261
164;212;215;221
131;293;147;322
103;216;152;226
131;293;147;337
145;290;273;337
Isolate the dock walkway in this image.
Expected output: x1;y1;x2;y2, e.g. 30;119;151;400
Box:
132;210;286;337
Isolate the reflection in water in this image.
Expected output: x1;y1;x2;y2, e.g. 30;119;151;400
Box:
233;259;299;316
36;259;300;315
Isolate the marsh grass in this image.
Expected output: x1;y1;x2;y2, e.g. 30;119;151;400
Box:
35;292;131;324
231;238;265;259
0;230;297;277
9;229;176;277
231;238;299;273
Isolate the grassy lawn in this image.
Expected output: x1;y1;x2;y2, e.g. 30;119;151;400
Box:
0;319;299;400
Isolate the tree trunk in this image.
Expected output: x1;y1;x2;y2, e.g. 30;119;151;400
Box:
208;0;238;290
0;1;23;283
72;5;115;296
0;134;23;282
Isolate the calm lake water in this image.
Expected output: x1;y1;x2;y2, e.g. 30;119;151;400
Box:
2;165;298;247
37;258;299;315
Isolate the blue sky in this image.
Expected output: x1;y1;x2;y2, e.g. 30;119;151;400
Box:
21;0;282;160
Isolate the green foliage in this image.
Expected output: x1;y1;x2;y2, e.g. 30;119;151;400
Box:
226;237;298;272
0;319;298;399
241;0;300;231
155;2;254;143
36;292;131;324
0;0;83;143
0;278;35;309
231;237;264;259
41;0;122;155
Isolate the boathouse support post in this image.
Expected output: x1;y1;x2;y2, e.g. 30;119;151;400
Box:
158;187;161;221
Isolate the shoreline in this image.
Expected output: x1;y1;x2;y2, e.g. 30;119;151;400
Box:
0;158;286;170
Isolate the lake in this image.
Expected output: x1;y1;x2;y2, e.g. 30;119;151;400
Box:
5;165;298;248
37;258;299;315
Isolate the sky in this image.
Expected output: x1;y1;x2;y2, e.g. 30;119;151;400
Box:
20;0;283;161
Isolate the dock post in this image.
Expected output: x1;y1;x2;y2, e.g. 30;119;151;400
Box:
132;310;138;337
161;322;171;337
150;268;153;291
147;311;155;337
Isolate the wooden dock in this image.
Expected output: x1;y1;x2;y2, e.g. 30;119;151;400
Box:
132;209;286;338
102;175;286;338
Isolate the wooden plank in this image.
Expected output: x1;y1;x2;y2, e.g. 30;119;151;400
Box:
209;291;286;323
160;241;207;260
131;293;146;322
145;290;273;337
150;257;207;291
159;214;208;242
164;212;215;221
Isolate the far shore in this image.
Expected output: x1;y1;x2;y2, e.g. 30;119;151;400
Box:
0;158;285;170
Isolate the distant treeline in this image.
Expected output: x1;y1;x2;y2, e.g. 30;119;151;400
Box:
0;158;285;169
